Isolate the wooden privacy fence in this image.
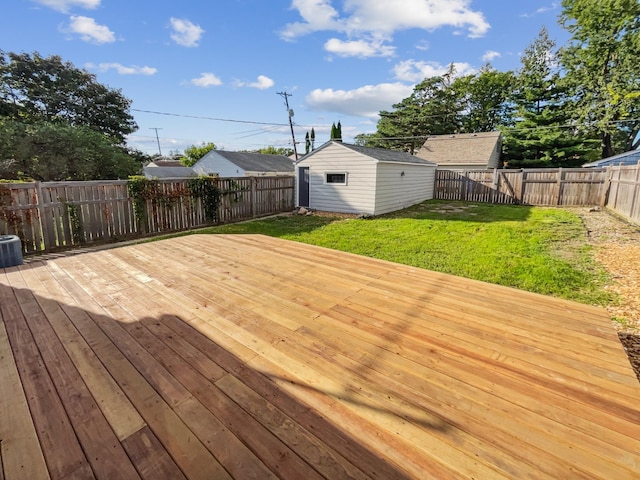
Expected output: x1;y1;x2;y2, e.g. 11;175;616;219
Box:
434;168;608;206
606;163;640;224
0;176;294;255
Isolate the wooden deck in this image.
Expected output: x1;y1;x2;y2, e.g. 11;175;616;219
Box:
1;234;639;480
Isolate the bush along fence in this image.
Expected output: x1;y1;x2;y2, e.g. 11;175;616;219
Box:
0;176;295;255
434;164;640;224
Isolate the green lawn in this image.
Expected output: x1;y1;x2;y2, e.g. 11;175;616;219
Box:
192;200;614;307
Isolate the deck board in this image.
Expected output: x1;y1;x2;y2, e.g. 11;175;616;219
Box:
1;234;639;479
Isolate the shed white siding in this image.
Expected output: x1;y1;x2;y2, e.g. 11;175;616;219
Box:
298;143;377;214
193;153;245;177
374;162;435;215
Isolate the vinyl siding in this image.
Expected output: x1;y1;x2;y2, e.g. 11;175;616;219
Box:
374;163;435;215
298;143;376;214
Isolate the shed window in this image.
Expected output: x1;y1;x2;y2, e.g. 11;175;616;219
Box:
326;173;347;185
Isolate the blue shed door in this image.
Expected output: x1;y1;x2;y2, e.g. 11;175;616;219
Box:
298;167;310;207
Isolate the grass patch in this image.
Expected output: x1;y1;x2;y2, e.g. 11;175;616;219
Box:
195;200;614;306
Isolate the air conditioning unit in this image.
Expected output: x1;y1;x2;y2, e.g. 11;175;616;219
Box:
0;235;23;268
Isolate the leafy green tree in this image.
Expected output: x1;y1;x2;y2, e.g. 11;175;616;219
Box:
372;63;461;153
0;119;142;181
454;65;516;132
0;51;136;143
254;145;294;156
502;28;598;168
560;0;640;157
180;142;216;167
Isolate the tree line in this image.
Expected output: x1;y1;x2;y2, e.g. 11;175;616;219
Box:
356;0;639;168
1;0;637;179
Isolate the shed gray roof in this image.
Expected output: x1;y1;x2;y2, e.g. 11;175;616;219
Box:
417;132;501;165
303;141;434;165
203;151;294;172
583;149;640;167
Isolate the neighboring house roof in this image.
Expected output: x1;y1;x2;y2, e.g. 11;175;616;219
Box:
199;150;294;173
416;132;502;167
583;149;640;168
142;165;197;179
148;160;184;167
301;141;435;165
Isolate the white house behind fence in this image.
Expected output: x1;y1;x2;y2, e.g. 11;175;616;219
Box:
193;150;294;177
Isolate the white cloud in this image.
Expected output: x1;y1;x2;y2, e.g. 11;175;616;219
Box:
248;75;275;90
67;16;115;44
392;60;475;82
169;18;204;47
415;40;430;51
86;62;157;75
324;38;395;58
190;73;222;87
521;2;560;17
281;0;489;40
481;50;501;62
306;83;413;118
33;0;100;13
280;0;343;40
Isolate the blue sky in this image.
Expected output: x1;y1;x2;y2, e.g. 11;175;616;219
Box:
3;0;569;155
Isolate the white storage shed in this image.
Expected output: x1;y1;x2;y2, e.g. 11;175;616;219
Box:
296;141;436;216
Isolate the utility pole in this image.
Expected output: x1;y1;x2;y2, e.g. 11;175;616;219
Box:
150;127;163;156
277;92;298;161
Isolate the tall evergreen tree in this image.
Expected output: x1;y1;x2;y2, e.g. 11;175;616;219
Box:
336;120;342;142
305;131;310;154
310;127;315;150
502;28;598;168
330;122;337;140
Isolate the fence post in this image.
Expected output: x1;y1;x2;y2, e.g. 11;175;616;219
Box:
600;167;612;207
555;167;563;205
518;169;526;204
629;163;640;221
491;168;499;204
251;177;257;218
35;181;53;252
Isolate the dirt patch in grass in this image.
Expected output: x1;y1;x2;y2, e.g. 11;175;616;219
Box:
569;207;640;381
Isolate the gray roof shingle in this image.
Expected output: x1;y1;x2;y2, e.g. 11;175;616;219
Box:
332;142;435;165
417;132;501;165
210;151;294;172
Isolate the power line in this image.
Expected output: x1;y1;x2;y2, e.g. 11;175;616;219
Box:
132;108;289;127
